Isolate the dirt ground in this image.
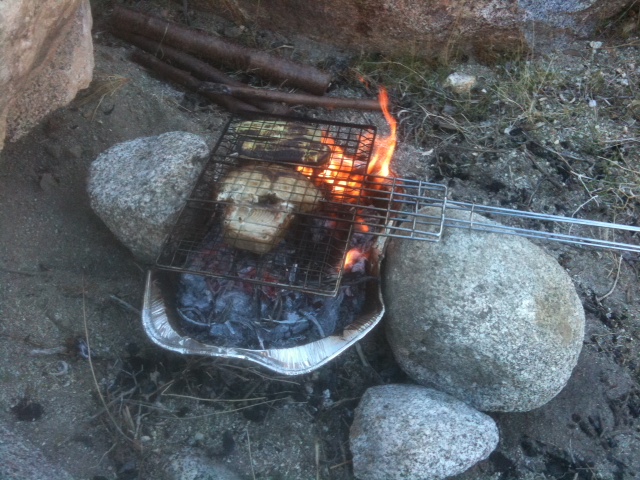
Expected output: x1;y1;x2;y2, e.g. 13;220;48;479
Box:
1;2;639;479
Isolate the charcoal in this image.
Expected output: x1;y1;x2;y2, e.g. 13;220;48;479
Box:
175;196;377;349
178;274;214;312
176;274;366;349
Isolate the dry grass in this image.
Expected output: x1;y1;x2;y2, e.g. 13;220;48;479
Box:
75;73;130;120
352;44;640;219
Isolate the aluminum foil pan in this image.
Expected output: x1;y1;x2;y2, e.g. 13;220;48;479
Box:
142;238;387;375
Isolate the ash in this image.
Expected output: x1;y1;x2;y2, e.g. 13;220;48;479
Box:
175;217;375;350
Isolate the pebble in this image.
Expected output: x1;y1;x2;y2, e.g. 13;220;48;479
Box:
444;73;477;94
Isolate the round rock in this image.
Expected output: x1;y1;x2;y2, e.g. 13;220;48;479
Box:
383;208;585;412
350;384;498;480
88;131;210;263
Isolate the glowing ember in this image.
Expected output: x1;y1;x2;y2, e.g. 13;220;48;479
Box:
344;247;368;273
297;135;366;201
297;87;397;200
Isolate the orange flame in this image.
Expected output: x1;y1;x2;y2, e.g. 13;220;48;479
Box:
367;87;397;178
297;87;397;202
297;87;397;270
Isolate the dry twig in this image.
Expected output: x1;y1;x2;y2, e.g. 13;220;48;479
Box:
82;277;140;451
596;255;624;302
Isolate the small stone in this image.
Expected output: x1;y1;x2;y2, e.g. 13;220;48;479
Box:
44;143;64;160
88;131;210;262
442;103;458;115
444;73;477;94
67;145;83;159
350;384;498;480
39;172;58;192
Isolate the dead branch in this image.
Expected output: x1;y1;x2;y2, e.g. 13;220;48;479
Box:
111;6;332;95
200;82;383;111
131;50;261;114
112;30;290;115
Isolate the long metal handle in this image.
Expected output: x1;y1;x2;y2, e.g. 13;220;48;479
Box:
443;201;640;253
357;176;640;253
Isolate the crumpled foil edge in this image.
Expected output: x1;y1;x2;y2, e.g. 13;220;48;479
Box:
141;269;385;375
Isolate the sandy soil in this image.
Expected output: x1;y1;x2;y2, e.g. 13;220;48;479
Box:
1;3;639;479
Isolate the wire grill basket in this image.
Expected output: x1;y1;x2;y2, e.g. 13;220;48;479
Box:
156;114;640;298
155;115;447;295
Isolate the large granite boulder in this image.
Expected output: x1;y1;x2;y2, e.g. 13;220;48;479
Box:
350;384;499;480
88;132;210;263
190;0;627;62
0;0;93;150
383;208;585;412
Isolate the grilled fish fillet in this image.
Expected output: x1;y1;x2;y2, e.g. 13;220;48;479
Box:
216;164;323;254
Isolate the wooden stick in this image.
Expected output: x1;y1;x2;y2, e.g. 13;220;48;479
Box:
199;83;382;111
111;6;332;95
130;50;262;114
111;30;291;115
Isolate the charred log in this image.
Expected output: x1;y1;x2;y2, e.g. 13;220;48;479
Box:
112;30;291;115
130;50;261;114
111;6;332;95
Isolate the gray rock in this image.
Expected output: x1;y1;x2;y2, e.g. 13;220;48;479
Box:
0;424;73;480
191;0;628;62
350;384;499;480
383;208;585;412
0;0;93;150
88;132;210;263
165;448;242;480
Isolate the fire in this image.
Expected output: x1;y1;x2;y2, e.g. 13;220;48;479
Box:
297;135;366;201
297;87;397;271
297;87;397;201
344;247;368;273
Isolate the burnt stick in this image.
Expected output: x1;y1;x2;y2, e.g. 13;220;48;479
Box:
111;6;332;95
111;30;291;115
200;83;383;111
130;50;261;114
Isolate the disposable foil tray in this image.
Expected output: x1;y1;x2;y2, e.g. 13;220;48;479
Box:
143;234;387;374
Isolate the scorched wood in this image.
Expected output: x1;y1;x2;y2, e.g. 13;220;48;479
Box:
111;6;332;95
112;30;291;115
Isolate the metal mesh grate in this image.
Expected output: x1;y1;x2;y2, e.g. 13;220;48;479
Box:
157;115;383;295
155;113;640;299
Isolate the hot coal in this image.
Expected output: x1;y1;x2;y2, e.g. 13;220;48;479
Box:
176;273;367;349
175;210;376;350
